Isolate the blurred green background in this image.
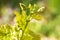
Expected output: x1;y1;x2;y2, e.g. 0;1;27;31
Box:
0;0;60;40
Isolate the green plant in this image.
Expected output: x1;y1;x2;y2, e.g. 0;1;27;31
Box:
14;3;43;40
0;0;45;40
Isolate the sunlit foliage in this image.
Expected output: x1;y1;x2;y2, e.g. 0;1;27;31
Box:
0;0;44;40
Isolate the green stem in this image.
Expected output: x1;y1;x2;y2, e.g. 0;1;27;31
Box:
20;20;30;40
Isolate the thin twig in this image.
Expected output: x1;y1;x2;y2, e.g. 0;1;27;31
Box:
20;20;30;40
